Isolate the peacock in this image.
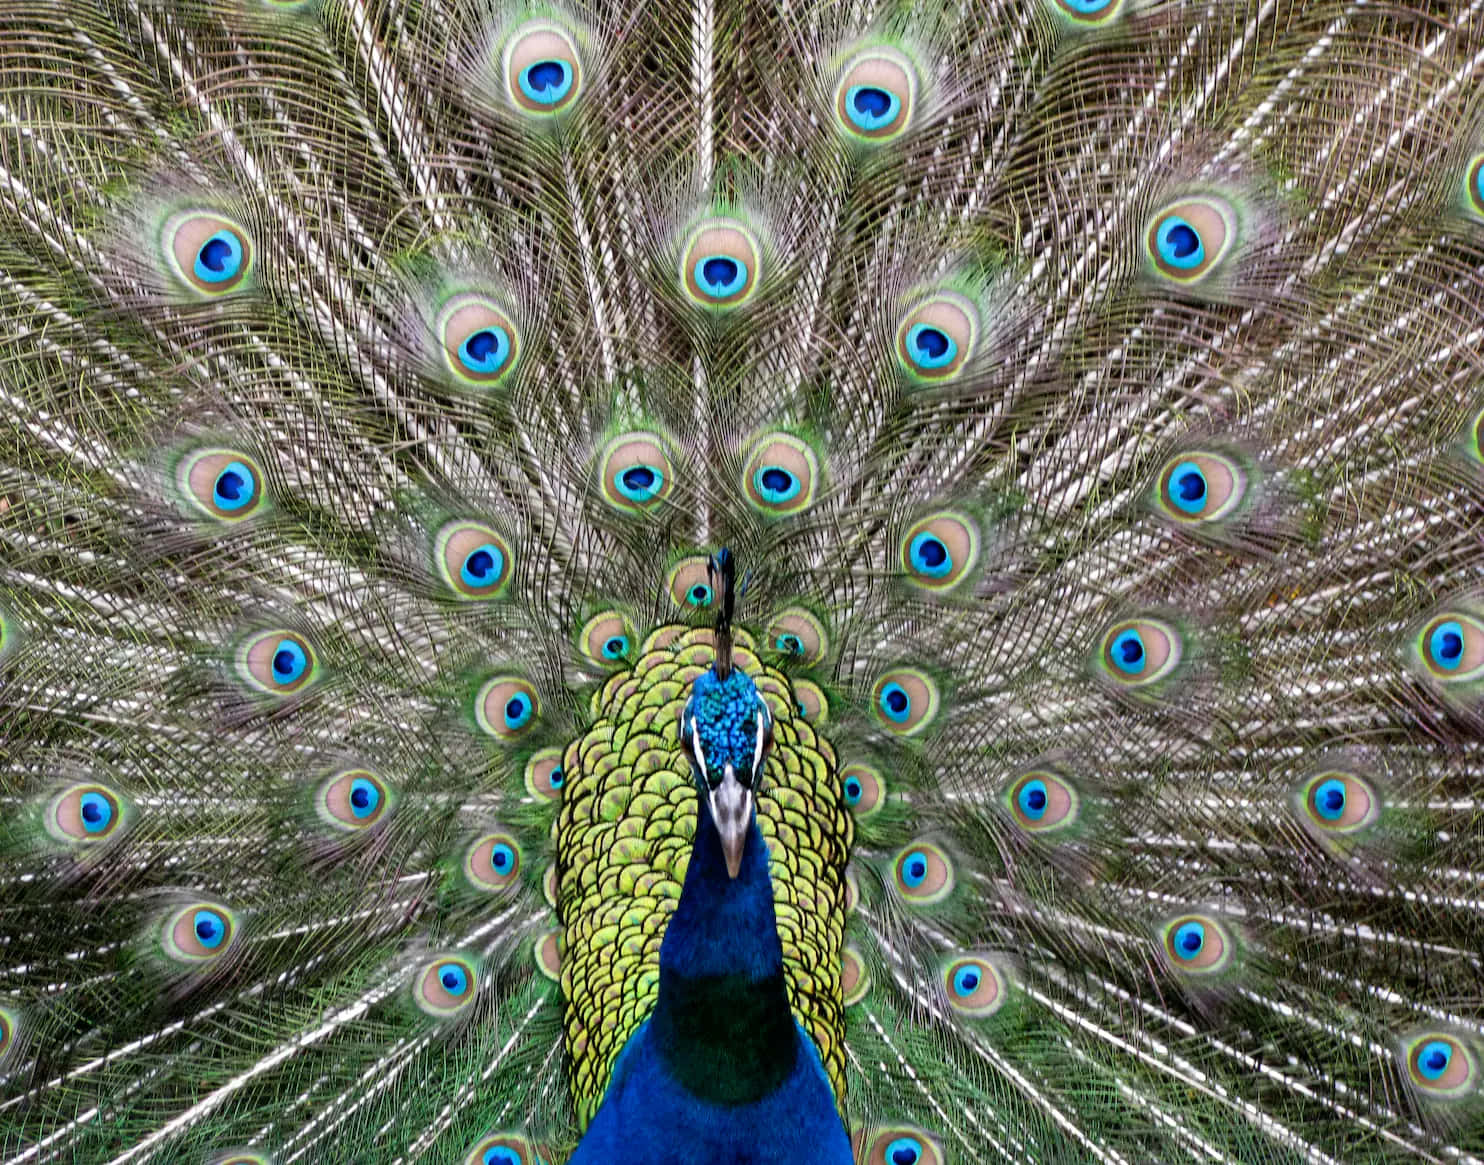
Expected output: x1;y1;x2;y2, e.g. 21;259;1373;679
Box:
2;0;1484;1161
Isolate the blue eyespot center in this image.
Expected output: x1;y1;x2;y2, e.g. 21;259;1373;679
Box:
79;791;113;832
461;544;505;589
754;465;801;504
688;584;712;607
844;777;862;803
1111;629;1146;674
879;681;911;722
504;695;531;729
519;58;573;105
1174;921;1205;958
439;964;469;995
886;1137;924;1165
483;1149;522;1165
549;766;564;789
213;462;255;510
1171;462;1207;513
491;842;515;872
777;633;803;655
272;639;308;684
458;326;511;375
1430;621;1465;670
194;230;243;283
845;84;901;131
617;464;663;503
901;852;928;887
906;323;956;369
909;531;952;577
1419;1040;1453;1080
194;909;225;948
953;965;981;996
694;254;749;299
1018;779;1048;820
349;777;379;819
1156;216;1204;269
1314;778;1346;821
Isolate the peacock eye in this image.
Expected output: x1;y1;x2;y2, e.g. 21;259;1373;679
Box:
1145;197;1236;284
1005;769;1079;834
871;667;939;735
179;448;266;522
414;954;479;1017
45;782;128;845
162;902;238;964
534;929;563;980
599;432;675;513
1049;0;1122;25
317;769;391;831
839;763;884;818
863;1127;944;1165
236;629;320;695
465;1132;541;1165
1416;612;1484;682
681;219;761;308
841;945;871;1005
0;1006;14;1061
435;520;514;599
766;607;827;665
941;954;1008;1017
742;433;818;516
464;832;523;892
1404;1033;1476;1099
439;293;520;386
524;747;565;800
667;557;714;609
1466;154;1484;219
900;512;979;591
1098;618;1181;687
1160;913;1234;976
503;21;582;115
163;211;253;295
1296;770;1379;835
476;676;540;740
891;841;954;904
1155;452;1246;523
792;679;827;722
895;293;977;382
580;611;635;665
833;48;916;142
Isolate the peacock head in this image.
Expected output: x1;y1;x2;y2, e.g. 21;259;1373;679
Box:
677;548;775;879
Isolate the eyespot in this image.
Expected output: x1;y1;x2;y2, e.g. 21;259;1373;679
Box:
862;1127;944;1165
476;676;540;740
503;21;583;116
211;1154;270;1165
414;954;479;1017
163;211;253;296
316;769;391;832
742;433;818;516
841;945;870;1005
0;1006;17;1061
1145;197;1236;284
871;668;938;736
162;902;238;964
580;611;636;666
534;929;563;980
438;293;520;387
1404;1033;1477;1099
1417;612;1484;681
766;608;827;665
891;841;954;904
1155;453;1246;523
465;832;523;892
844;867;860;913
1296;770;1380;835
466;1131;545;1165
236;630;320;695
599;432;675;513
542;865;558;907
524;747;565;800
840;763;884;819
1466;154;1484;219
942;954;1008;1017
900;512;979;591
667;557;714;609
1098;618;1181;687
435;521;514;599
895;293;977;382
792;679;827;722
45;782;128;844
1049;0;1123;26
833;48;916;142
1160;913;1233;975
1005;769;1079;834
681;218;761;308
177;449;267;522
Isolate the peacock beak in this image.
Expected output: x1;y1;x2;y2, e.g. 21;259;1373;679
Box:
709;764;752;880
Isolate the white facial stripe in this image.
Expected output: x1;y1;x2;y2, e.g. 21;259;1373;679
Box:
752;712;765;775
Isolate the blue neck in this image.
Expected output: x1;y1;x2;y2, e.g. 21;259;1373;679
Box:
649;800;797;1104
